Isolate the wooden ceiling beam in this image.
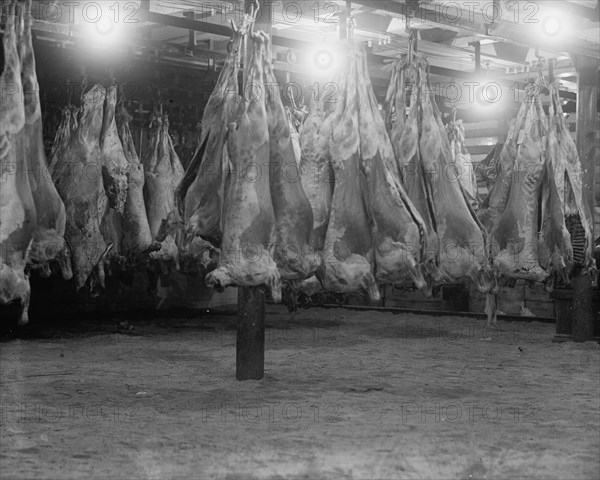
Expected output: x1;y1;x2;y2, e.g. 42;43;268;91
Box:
348;0;600;60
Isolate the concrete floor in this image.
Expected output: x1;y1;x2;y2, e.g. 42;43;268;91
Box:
1;306;599;480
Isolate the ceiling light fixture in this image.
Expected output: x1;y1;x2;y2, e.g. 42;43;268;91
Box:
542;16;561;37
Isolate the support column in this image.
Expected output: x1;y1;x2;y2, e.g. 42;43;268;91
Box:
235;0;272;381
571;56;599;342
236;286;266;380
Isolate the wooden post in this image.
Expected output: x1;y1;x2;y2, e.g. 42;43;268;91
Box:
571;55;599;342
236;286;266;380
234;0;272;381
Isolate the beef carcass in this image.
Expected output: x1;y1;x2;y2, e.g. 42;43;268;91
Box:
176;26;246;248
296;56;344;297
418;61;491;290
475;142;503;194
116;103;153;257
262;33;320;280
52;85;110;290
491;87;549;282
205;33;281;301
143;115;184;239
477;100;532;234
142;114;185;264
383;62;407;173
48;108;72;173
97;84;129;273
286;107;302;165
447;117;479;209
385;58;490;290
539;83;595;280
322;50;380;301
356;50;425;288
388;61;440;282
100;84;128;213
14;0;70;278
0;0;32;324
299;66;340;255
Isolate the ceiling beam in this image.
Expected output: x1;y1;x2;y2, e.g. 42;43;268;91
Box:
348;0;600;60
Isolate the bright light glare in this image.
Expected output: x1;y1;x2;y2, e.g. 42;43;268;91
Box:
83;15;122;47
471;76;505;113
95;17;114;35
542;16;561;36
314;49;334;71
308;45;340;76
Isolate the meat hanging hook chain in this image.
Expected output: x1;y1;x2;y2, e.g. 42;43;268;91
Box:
347;15;356;43
537;59;549;90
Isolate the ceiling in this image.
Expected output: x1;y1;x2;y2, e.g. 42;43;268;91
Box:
17;0;600;108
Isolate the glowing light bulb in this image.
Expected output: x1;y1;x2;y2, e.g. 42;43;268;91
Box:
542;16;561;36
314;49;334;70
95;16;114;35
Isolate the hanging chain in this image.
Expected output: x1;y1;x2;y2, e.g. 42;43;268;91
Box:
347;14;356;43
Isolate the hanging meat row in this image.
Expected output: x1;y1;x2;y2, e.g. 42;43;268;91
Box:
478;80;595;286
298;46;429;302
384;56;493;294
1;0;69;324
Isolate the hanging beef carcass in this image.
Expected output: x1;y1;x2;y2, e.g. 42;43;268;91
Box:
383;60;407;172
116;103;154;258
296;52;345;298
286;106;302;165
488;85;549;282
176;26;247;249
418;61;491;290
100;84;128;214
476;142;503;194
322;49;380;301
262;33;320;280
52;85;110;290
48;108;72;173
299;63;341;256
13;0;70;279
0;0;33;324
142;114;185;265
386;61;441;283
97;84;130;274
478;97;532;234
447;117;479;209
205;33;281;301
539;83;595;280
385;57;491;291
174;26;250;276
355;50;425;288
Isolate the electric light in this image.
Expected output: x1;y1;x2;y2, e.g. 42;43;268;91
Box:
542;16;561;37
314;49;334;70
82;13;125;49
95;16;114;35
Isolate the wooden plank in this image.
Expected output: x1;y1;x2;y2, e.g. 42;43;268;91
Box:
465;136;499;148
469;281;554;318
467;144;499;156
464;127;504;139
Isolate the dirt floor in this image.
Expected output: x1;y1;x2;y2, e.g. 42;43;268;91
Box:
1;305;599;480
